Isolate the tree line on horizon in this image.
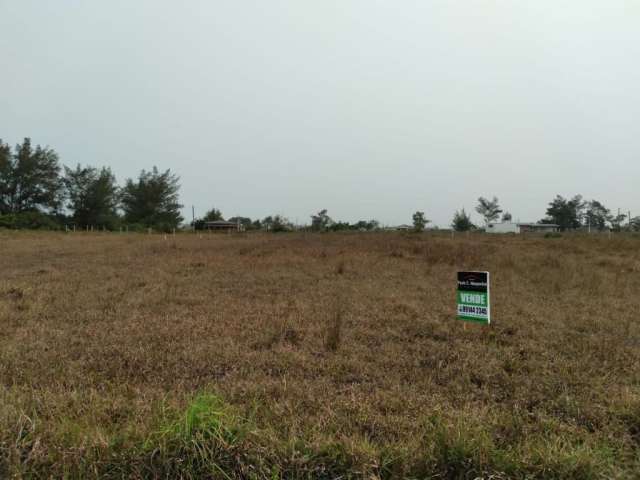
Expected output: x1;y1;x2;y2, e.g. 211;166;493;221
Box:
1;138;638;233
0;138;182;231
468;194;635;232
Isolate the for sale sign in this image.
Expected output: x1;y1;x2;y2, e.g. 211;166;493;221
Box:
457;271;490;324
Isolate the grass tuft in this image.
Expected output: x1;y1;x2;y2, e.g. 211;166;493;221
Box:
324;302;344;352
143;394;250;478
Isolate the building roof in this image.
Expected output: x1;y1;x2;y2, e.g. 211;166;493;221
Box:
488;222;559;227
204;220;237;226
517;223;559;227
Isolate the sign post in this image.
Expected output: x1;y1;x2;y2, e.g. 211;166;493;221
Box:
457;271;490;325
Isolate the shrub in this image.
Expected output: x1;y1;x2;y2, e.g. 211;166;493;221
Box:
0;211;61;230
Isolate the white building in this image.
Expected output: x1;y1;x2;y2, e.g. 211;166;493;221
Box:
487;222;559;234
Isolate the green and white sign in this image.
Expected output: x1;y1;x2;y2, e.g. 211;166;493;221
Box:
457;271;490;324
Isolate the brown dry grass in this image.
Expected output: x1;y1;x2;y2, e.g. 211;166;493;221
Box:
0;230;639;478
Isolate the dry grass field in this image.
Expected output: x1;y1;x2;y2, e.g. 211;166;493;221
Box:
1;230;639;478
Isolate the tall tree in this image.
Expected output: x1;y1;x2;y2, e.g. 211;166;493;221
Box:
584;200;610;231
544;195;584;230
64;164;120;228
610;212;628;232
412;211;429;232
0;138;63;214
452;208;475;232
311;209;333;231
121;167;183;230
203;208;224;221
0;140;11;214
476;196;502;225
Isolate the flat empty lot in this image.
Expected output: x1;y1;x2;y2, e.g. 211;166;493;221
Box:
1;231;639;478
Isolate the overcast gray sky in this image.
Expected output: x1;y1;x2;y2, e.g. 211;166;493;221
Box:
1;1;639;226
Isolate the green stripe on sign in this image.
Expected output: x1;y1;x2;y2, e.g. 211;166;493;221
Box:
457;291;487;306
457;315;489;324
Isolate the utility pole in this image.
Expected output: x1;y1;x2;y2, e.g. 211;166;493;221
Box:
192;205;195;232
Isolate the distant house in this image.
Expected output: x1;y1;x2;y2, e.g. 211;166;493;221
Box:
203;220;242;232
487;222;559;234
384;224;412;231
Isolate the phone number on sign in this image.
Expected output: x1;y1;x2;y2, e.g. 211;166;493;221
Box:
458;305;487;315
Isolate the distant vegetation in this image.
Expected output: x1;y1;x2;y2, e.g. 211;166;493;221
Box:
452;208;475;232
412;211;429;232
476;196;502;226
0;138;182;232
1;138;639;233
